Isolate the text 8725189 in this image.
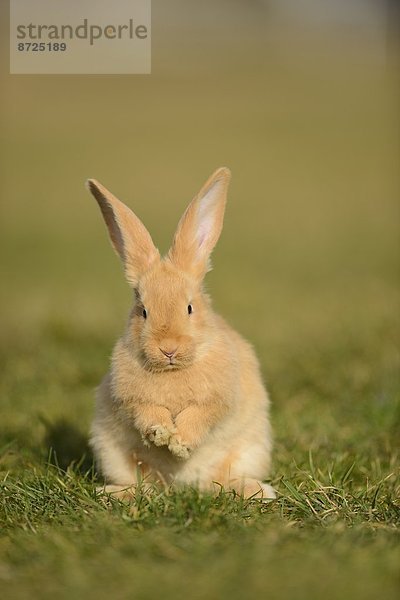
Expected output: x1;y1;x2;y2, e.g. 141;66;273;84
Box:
17;43;67;52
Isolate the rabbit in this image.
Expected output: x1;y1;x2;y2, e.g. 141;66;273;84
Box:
86;167;275;500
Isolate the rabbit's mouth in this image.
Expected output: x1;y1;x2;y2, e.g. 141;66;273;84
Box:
166;361;179;370
140;338;196;372
141;352;194;372
160;357;191;371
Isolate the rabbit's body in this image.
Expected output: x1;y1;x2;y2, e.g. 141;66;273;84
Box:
87;169;275;499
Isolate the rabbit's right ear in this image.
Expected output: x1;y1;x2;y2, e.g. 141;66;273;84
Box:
86;179;160;286
168;167;231;280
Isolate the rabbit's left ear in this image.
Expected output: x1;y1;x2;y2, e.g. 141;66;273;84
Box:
86;179;160;287
168;167;231;279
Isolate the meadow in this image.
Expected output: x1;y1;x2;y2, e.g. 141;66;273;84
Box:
0;4;399;599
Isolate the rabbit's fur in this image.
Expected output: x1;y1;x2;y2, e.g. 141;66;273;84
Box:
87;168;275;499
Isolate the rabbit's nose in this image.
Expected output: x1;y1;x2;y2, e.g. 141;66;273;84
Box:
160;347;178;359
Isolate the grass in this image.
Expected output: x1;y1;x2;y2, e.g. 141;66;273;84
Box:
0;319;398;599
0;4;399;599
1;460;399;599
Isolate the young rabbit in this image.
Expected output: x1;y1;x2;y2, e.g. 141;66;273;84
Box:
86;168;275;499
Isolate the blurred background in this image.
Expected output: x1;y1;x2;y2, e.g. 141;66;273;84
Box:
0;0;398;455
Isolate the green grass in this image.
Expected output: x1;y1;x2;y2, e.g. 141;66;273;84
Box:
1;4;399;599
1;315;398;599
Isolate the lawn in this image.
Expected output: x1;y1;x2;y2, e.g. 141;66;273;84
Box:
0;4;399;599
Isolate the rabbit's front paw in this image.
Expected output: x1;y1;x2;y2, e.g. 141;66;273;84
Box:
146;424;176;447
168;435;191;460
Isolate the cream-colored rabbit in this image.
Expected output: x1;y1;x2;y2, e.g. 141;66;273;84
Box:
87;168;275;499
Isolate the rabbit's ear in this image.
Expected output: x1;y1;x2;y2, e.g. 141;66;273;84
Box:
86;179;160;286
168;167;231;279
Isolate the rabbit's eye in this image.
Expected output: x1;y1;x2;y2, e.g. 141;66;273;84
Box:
188;304;193;315
142;309;147;319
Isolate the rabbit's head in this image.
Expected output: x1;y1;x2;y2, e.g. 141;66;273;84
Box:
87;168;231;371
